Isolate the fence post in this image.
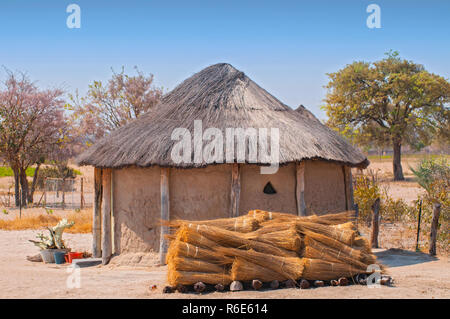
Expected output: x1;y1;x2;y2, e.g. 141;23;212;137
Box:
429;202;441;256
371;198;381;248
80;177;84;210
415;200;422;252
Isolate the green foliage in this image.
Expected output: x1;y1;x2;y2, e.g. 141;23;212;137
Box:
0;166;35;177
410;156;449;196
353;174;380;223
354;172;414;223
35;166;81;190
323;52;450;179
411;157;449;246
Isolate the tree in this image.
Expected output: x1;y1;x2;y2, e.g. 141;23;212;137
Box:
69;67;162;147
323;52;450;180
0;70;66;206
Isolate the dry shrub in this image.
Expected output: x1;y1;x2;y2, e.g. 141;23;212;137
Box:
0;209;92;233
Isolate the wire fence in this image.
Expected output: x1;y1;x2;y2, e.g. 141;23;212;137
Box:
0;177;93;210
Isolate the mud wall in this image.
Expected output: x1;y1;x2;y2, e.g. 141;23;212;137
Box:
112;166;161;253
239;163;297;215
170;165;232;221
304;161;346;215
112;165;232;253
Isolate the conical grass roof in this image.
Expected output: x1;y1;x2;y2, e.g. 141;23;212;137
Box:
77;63;368;168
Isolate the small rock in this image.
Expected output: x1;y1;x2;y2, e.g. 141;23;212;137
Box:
176;284;188;293
356;273;367;285
214;284;225;292
194;282;206;293
26;254;43;262
313;280;324;287
380;275;393;286
150;284;157;291
299;279;310;289
252;279;263;290
283;279;296;288
163;286;174;293
338;277;349;286
270;280;280;289
230;281;243;292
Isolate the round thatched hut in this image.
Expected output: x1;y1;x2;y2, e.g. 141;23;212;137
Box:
77;63;368;264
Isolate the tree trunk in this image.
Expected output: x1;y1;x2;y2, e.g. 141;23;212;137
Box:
392;139;404;181
19;168;29;207
28;163;41;204
12;166;20;207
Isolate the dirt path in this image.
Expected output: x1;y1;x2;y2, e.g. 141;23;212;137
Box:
0;230;448;299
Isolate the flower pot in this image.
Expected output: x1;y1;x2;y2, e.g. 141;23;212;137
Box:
40;249;69;264
67;252;84;263
53;251;66;264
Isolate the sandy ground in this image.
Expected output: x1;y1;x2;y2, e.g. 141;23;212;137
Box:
0;229;448;299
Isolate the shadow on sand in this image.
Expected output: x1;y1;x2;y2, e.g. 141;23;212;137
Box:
375;248;438;268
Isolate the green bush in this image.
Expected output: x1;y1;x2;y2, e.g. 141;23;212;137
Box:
354;171;414;224
0;167;35;177
35;166;81;190
411;157;449;248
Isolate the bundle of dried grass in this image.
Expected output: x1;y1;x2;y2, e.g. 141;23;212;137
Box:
302;258;367;281
353;236;372;254
231;258;289;282
191;224;298;257
303;230;376;265
332;222;356;231
168;270;232;286
250;221;296;235
175;225;219;249
303;236;368;269
218;247;304;280
166;215;259;233
168;257;227;273
244;227;302;252
295;221;356;246
166;241;232;264
305;211;356;225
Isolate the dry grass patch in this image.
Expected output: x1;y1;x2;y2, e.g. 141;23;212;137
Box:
0;209;92;233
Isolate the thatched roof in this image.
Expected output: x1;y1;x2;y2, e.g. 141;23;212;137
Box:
77;63;369;169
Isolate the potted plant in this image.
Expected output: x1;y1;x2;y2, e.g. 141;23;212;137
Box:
29;219;75;263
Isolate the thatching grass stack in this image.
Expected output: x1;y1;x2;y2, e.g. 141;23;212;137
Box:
165;209;378;289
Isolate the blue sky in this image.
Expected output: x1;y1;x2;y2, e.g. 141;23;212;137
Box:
0;0;449;119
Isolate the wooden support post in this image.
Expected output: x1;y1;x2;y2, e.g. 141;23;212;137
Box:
93;168;103;258
101;168;112;265
429;202;441;256
160;167;170;265
343;166;354;211
371;198;381;248
296;162;306;216
230;163;241;218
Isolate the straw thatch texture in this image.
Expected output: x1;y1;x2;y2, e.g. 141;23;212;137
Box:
77;63;368;169
302;258;368;281
165;209;377;286
231;258;290;282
